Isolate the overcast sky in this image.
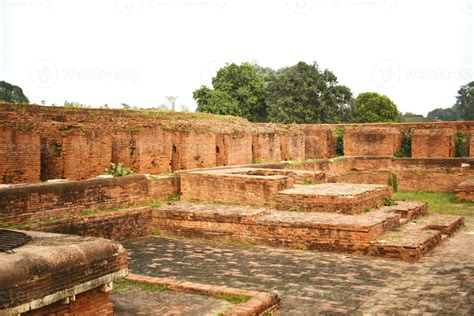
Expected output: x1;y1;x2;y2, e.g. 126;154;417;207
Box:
1;0;473;115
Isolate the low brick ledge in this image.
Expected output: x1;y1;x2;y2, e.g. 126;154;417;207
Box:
124;274;280;316
1;269;128;316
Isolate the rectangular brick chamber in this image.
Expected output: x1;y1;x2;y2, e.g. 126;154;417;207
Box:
180;168;294;206
272;183;393;214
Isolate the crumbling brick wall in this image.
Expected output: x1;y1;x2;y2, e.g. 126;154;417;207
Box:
62;131;112;180
302;126;336;159
171;131;216;170
344;127;401;157
412;128;455;158
135;128;173;173
252;132;281;163
216;132;253;166
0;130;40;183
40;133;64;180
0;175;179;225
280;129;305;161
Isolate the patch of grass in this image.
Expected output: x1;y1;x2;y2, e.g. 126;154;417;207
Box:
225;239;256;247
113;278;168;292
394;191;474;217
212;293;250;304
303;179;313;185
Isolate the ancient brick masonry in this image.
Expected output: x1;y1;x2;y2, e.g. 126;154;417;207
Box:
412;128;455;158
344;127;401;157
0;231;127;314
0;174;179;225
300;125;336;159
0;130;40;183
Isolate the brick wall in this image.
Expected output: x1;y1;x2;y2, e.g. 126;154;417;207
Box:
0;130;40;183
252;132;281;162
62;131;112;180
35;207;153;241
25;287;113;316
301;126;336;159
0;175;179;225
136;128;173;173
280;130;305;161
171;131;216;170
216;132;253;166
344;127;401;157
412;128;455;158
180;172;293;205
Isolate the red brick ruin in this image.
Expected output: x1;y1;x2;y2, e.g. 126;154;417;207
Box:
0;103;472;315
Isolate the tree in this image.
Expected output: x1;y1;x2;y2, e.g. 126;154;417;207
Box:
455;81;474;120
350;92;399;123
266;62;352;124
0;81;29;103
427;107;460;121
193;63;267;122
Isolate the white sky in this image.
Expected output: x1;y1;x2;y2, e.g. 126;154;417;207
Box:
1;0;473;115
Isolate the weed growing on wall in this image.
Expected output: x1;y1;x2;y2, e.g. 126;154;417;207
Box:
394;129;412;158
104;163;133;177
387;173;398;192
455;131;469;157
333;128;344;157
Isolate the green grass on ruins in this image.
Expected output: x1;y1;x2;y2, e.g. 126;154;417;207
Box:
394;192;474;217
113;279;168;292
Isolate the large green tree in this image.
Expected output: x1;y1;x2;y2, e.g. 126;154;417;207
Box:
265;62;352;124
0;81;29;103
193;63;267;122
351;92;399;123
454;81;474;120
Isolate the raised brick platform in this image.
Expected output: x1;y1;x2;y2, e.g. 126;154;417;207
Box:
454;179;474;202
272;183;392;214
0;231;128;314
151;201;461;259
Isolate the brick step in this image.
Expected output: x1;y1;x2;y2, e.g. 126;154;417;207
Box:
271;183;393;214
154;201;433;260
368;214;464;261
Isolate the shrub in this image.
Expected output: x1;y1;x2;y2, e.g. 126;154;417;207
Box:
455;131;469;157
104;163;133;177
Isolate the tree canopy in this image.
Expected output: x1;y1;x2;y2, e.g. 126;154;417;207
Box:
193;63;267;122
266;62;352;124
351;92;399;123
0;81;29;104
426;81;474;121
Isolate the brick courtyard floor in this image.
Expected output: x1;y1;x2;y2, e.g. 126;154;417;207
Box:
120;218;474;315
111;290;232;315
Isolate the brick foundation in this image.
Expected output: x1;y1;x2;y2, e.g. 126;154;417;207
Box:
25;288;113;316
